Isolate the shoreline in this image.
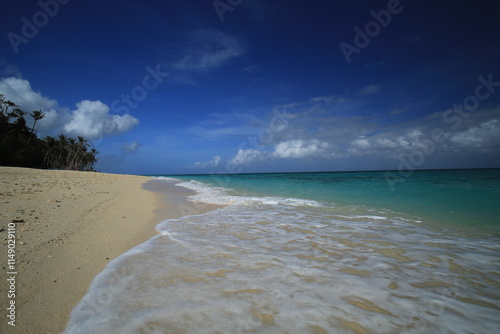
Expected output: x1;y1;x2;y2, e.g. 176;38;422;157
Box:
0;167;218;333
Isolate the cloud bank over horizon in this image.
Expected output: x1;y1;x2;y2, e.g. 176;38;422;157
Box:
191;93;500;172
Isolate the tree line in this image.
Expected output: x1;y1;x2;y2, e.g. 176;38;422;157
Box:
0;94;98;170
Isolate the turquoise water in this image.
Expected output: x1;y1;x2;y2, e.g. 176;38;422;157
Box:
170;169;500;231
64;169;500;333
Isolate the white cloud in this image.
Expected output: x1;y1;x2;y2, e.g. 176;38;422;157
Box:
342;116;500;159
229;140;333;166
196;95;500;169
0;58;22;78
450;119;500;149
0;77;139;140
359;84;381;95
375;138;400;149
309;95;342;104
172;29;244;73
348;135;416;156
123;141;140;154
242;65;258;73
390;108;407;115
0;77;64;134
188;112;263;141
64;100;139;140
351;138;371;149
194;155;223;168
272;139;331;159
230;149;267;165
0;77;58;113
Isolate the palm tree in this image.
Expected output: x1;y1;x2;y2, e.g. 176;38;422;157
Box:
85;148;99;171
77;136;89;170
1;94;100;169
29;110;46;136
56;134;68;169
67;137;77;169
27;110;46;144
43;136;57;167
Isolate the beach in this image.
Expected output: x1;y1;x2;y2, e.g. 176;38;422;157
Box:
2;168;499;333
0;167;217;334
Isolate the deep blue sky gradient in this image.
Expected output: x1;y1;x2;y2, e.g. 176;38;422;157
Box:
1;0;499;174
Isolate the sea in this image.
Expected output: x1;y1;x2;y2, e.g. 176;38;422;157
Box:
64;169;500;334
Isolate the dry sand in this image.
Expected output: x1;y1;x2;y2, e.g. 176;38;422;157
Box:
0;167;217;333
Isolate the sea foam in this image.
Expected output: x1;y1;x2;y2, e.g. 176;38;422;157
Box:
64;176;500;333
169;177;324;208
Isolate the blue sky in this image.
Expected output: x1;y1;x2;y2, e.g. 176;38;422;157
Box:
1;0;499;174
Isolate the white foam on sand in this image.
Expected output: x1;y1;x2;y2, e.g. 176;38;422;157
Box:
64;199;500;333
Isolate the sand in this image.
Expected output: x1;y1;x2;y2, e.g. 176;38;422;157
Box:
0;167;217;334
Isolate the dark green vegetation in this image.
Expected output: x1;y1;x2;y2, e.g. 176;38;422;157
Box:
0;94;98;170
